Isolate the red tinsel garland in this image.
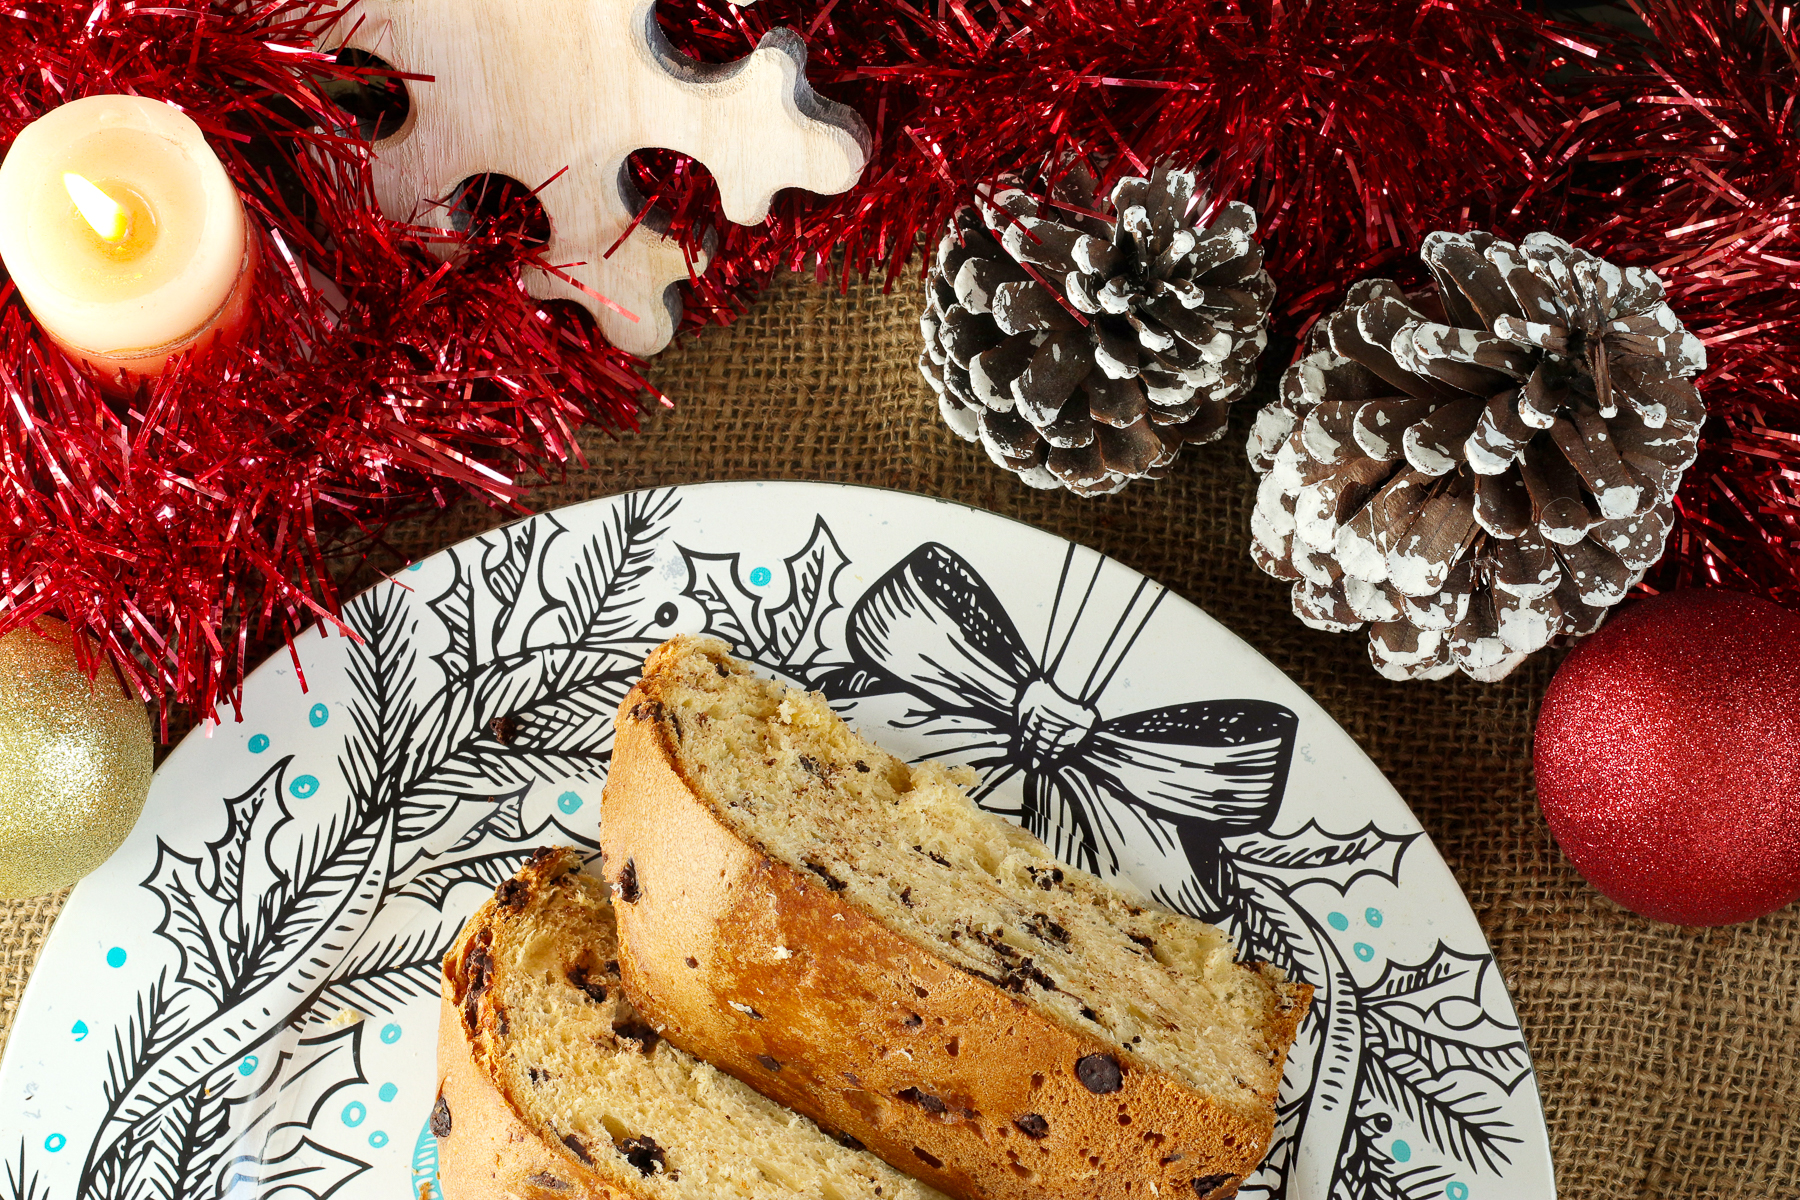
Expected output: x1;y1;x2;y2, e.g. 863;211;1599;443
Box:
0;1;652;719
648;0;1570;326
1549;0;1800;610
639;0;1800;612
4;0;1796;721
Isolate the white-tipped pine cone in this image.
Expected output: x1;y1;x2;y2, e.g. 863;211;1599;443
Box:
919;163;1274;496
1247;230;1706;681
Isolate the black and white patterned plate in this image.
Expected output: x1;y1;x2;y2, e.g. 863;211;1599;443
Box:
0;482;1553;1200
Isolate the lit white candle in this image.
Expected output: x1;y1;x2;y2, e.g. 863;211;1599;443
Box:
0;94;257;387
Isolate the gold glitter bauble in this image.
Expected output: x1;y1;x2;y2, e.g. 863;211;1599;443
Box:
0;620;153;897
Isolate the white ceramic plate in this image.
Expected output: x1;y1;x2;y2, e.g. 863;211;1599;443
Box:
0;481;1553;1200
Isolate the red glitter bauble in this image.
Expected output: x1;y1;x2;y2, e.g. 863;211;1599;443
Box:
1534;590;1800;926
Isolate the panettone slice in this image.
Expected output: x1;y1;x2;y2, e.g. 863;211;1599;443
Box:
600;635;1312;1200
436;846;950;1200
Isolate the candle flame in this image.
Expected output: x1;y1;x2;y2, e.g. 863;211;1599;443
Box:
63;172;130;244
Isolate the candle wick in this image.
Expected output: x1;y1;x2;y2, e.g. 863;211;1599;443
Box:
63;172;131;244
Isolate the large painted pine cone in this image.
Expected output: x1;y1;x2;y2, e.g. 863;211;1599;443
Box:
1247;231;1705;681
919;164;1274;496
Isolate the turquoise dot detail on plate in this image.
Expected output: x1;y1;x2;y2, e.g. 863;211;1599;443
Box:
381;1023;402;1044
105;947;126;968
558;791;583;814
290;775;319;799
379;1082;398;1103
1354;942;1375;962
309;703;330;727
44;1134;64;1153
407;562;423;572
71;1021;87;1041
1392;1140;1412;1163
1446;1184;1470;1200
342;1101;366;1127
1366;907;1384;927
248;734;269;754
749;566;772;586
238;1055;258;1077
1327;912;1349;932
369;1130;390;1148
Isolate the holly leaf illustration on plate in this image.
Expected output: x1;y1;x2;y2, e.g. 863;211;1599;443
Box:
766;517;850;674
1231;820;1419;895
1356;943;1529;1173
1363;945;1533;1096
679;516;849;677
145;847;235;1006
679;549;761;651
211;1022;370;1199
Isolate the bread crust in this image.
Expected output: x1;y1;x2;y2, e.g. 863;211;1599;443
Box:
603;668;1311;1200
436;852;642;1200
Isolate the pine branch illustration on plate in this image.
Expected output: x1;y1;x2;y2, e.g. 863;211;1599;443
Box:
4;1144;45;1200
71;489;682;1199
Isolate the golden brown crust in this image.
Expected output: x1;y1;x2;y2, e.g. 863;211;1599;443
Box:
602;659;1313;1200
436;849;640;1200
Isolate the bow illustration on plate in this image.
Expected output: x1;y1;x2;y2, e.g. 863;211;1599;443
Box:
819;540;1300;918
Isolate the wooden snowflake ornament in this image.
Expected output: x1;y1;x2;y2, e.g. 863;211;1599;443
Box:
333;0;867;356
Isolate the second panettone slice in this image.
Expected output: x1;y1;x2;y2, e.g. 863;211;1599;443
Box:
601;635;1312;1200
436;845;950;1200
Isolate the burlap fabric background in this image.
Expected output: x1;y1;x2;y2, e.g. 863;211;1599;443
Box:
1;270;1795;1196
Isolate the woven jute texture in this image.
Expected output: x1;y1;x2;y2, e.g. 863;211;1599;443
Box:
2;269;1796;1197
